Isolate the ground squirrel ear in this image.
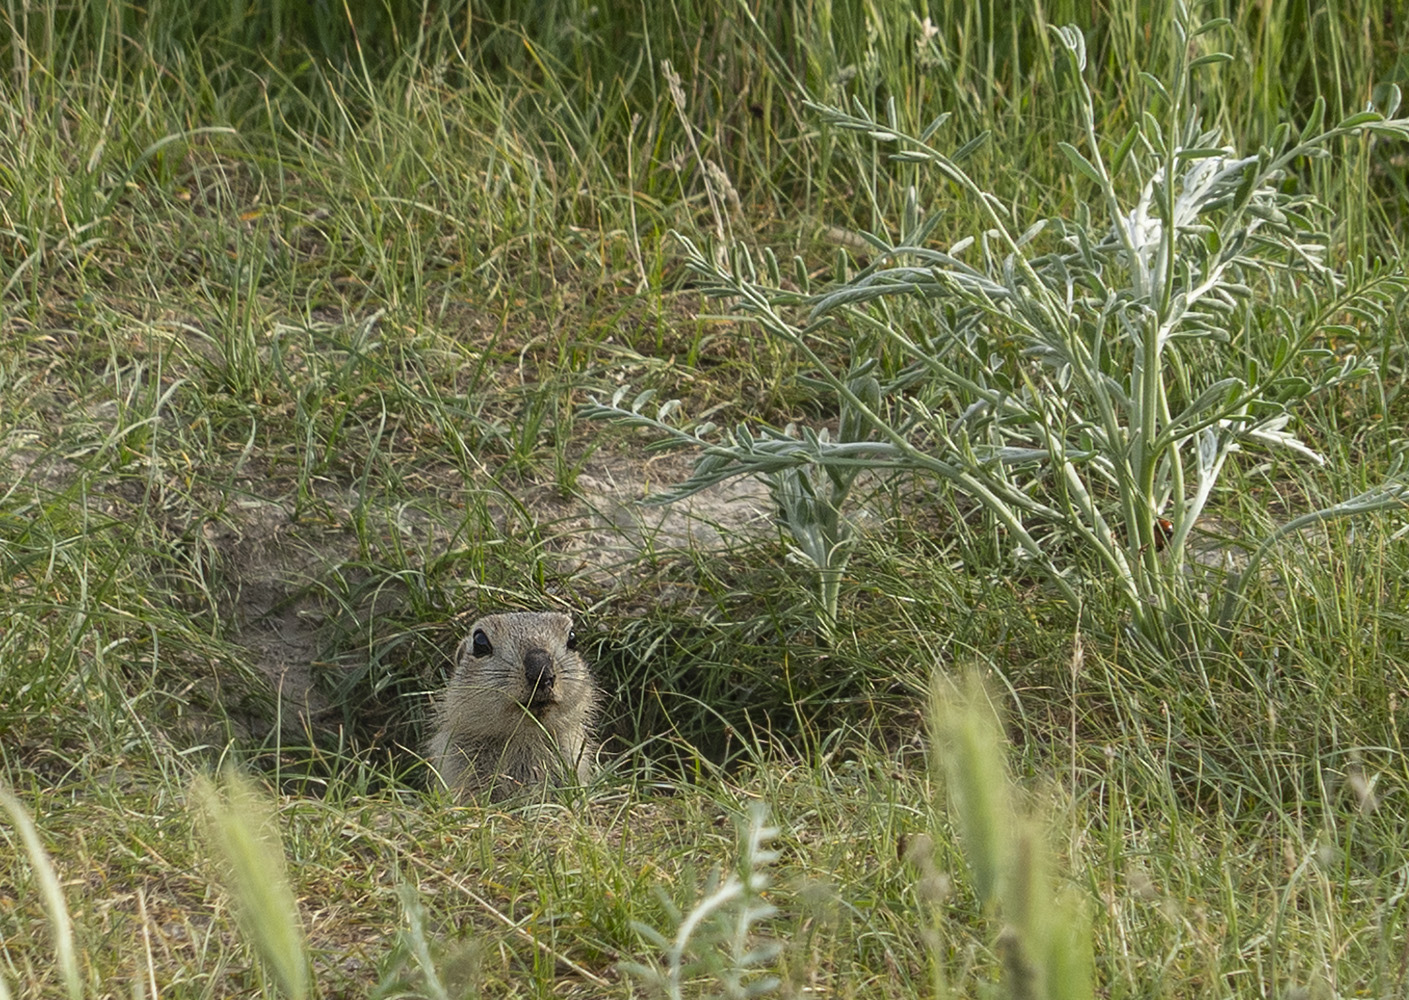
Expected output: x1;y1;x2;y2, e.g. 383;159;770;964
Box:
471;629;493;658
566;629;578;651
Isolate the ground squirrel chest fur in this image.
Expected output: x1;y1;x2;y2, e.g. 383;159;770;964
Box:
428;611;600;801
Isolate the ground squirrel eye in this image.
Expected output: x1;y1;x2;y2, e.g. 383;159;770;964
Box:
471;629;493;658
565;629;577;651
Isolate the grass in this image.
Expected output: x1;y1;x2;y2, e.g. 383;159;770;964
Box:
3;0;1409;997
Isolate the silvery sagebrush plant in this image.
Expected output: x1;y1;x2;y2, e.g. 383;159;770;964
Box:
585;5;1409;649
582;374;881;633
619;802;782;1000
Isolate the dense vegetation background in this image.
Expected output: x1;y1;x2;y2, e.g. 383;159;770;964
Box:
3;1;1409;996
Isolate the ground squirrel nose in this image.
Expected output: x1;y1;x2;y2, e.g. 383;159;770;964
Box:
524;647;555;689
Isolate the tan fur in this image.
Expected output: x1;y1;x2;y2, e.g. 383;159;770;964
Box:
428;611;599;801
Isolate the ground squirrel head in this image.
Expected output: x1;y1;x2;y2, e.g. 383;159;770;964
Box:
444;611;593;737
429;610;600;800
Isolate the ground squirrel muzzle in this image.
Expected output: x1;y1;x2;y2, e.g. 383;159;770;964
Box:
428;611;600;801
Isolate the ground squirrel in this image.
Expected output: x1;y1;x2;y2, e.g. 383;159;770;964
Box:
428;611;600;801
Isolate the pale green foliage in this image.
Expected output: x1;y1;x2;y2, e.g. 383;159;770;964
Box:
378;883;458;1000
929;672;1094;1000
587;7;1409;648
620;803;783;1000
192;770;310;1000
580;377;883;630
0;784;82;1000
